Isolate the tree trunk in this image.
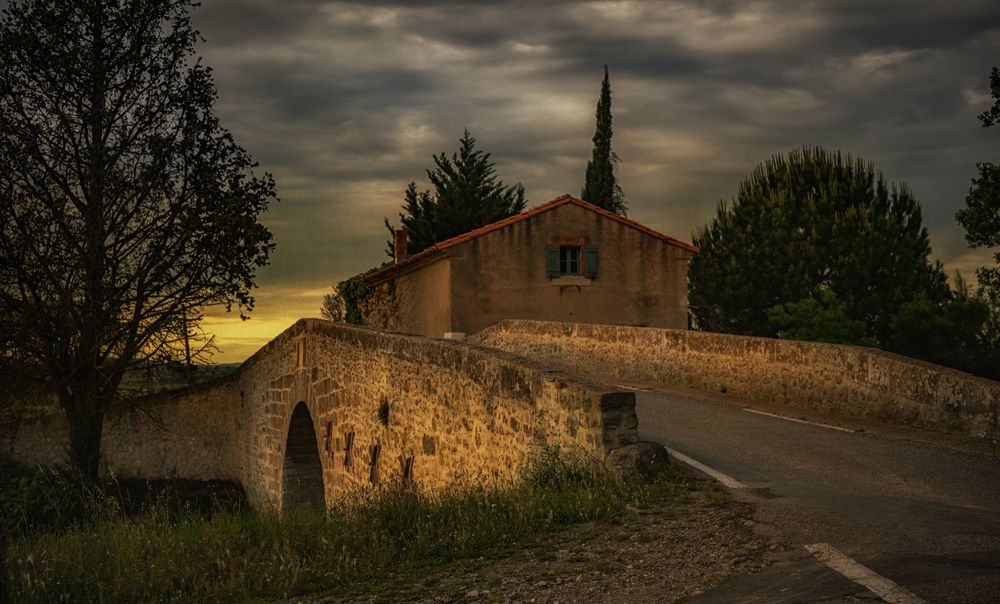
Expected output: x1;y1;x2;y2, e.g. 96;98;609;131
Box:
0;520;8;604
61;392;105;483
68;410;104;482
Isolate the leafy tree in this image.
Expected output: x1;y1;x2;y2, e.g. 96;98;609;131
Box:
958;163;1000;300
885;279;999;380
766;289;876;347
957;66;1000;312
0;0;276;480
581;65;626;215
385;130;526;256
977;66;1000;127
689;147;948;345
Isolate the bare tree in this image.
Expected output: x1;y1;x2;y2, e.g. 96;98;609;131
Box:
0;0;276;480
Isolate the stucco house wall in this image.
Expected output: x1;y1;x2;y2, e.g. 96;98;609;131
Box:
362;256;452;335
448;202;692;335
363;195;696;338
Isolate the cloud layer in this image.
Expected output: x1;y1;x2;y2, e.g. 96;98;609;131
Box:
15;0;1000;360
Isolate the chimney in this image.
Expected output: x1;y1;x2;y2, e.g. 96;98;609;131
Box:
394;229;409;264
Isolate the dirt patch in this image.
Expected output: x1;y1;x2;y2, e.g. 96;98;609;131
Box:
298;477;778;604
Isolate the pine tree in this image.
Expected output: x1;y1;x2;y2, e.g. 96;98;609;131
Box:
386;130;526;256
688;147;948;345
582;65;626;215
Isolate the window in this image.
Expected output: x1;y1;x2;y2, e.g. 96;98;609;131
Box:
546;244;599;279
559;246;580;275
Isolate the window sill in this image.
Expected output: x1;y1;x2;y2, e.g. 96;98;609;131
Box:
550;275;592;286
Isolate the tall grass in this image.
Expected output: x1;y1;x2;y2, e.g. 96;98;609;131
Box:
2;447;692;603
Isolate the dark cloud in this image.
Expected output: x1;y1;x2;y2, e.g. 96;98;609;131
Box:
195;0;323;45
7;0;997;358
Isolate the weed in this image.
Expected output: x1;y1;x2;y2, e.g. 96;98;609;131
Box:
704;489;732;507
2;447;690;603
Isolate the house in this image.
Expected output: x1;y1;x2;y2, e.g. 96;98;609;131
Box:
361;194;697;338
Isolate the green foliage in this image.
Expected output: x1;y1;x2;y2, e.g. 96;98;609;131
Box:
522;445;619;491
3;448;691;603
385;130;526;256
0;459;122;538
767;290;876;346
320;284;346;323
582;65;627;215
886;287;999;379
957;163;1000;250
0;0;275;479
0;457;246;540
338;273;371;326
321;266;385;326
689;147;948;346
977;66;1000;128
956;66;1000;323
950;66;1000;378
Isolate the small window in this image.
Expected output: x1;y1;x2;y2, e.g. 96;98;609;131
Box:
546;244;599;279
559;246;580;275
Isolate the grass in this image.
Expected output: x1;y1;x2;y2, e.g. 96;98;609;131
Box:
2;448;695;603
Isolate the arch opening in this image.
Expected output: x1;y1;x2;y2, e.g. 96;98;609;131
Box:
282;402;325;510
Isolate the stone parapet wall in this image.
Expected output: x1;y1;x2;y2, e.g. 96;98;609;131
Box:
0;379;241;480
470;320;1000;438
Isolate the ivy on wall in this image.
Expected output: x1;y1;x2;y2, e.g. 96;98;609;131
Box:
323;263;401;329
338;273;375;326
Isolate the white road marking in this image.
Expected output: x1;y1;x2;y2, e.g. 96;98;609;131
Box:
666;447;745;489
743;408;856;433
613;384;652;392
805;543;925;604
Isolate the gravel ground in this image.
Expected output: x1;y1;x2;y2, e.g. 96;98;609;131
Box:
298;477;782;604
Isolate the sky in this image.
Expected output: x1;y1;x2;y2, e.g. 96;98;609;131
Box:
184;0;1000;362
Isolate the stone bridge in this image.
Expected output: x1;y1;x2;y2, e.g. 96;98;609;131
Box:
5;318;997;509
1;319;639;509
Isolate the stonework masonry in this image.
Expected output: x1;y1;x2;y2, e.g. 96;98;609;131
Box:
1;319;639;509
0;381;241;479
470;320;1000;439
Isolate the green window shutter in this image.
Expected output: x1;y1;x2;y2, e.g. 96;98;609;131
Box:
583;244;598;278
546;245;559;277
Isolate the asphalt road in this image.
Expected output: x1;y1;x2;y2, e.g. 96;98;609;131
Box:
634;388;1000;604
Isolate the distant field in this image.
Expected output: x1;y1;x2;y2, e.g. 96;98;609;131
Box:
118;363;242;394
0;363;241;422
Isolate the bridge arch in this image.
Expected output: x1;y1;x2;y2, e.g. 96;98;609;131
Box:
281;401;325;510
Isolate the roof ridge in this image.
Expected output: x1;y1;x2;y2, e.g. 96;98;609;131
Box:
367;194;697;284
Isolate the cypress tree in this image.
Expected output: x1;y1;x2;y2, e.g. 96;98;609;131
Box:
582;65;627;215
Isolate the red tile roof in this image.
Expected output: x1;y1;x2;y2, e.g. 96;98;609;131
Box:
367;194;698;284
